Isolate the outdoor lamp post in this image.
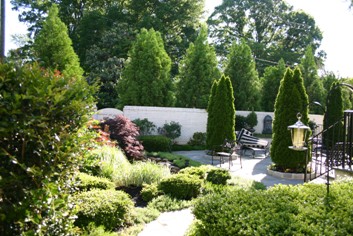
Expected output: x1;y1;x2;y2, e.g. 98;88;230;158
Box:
288;113;311;182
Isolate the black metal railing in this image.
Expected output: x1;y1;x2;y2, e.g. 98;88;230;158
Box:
307;110;353;181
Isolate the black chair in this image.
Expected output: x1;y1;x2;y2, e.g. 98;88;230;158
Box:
211;139;242;169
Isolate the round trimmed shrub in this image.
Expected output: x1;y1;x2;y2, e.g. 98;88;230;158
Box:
158;174;203;200
73;189;134;230
77;172;115;191
141;183;161;202
139;135;171;152
178;166;214;179
206;169;231;185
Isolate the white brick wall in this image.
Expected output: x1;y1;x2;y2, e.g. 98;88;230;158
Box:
93;106;323;144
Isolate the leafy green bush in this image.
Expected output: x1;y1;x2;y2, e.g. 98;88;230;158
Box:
158;174;203;200
139;135;171;152
141;183;161;202
246;110;258;129
192;181;353;235
147;195;193;212
187;132;206;146
158;121;182;142
133;118;156;135
73;189;134;230
77;172;115;191
0;63;96;235
206;169;231;185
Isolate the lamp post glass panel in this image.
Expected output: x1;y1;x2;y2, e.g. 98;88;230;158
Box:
288;113;310;151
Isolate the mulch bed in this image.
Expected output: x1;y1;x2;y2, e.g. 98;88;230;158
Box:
117;186;148;207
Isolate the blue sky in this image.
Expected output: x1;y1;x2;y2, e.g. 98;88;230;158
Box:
5;0;353;78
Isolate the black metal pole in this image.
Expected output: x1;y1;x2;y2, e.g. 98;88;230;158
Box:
304;148;308;182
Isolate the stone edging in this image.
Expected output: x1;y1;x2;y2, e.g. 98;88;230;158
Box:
267;165;315;180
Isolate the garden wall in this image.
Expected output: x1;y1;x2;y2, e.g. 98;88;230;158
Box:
93;106;323;144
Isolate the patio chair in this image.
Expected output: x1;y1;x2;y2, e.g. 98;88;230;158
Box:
237;128;269;158
211;139;242;169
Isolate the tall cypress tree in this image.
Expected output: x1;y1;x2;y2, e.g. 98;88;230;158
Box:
323;82;344;146
118;28;174;108
224;39;261;111
206;80;219;149
261;59;287;112
33;4;83;78
271;67;310;170
206;75;235;149
176;24;221;108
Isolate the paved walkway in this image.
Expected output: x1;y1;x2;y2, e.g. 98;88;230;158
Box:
138;150;305;236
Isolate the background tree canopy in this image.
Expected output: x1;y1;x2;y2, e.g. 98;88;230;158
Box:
207;0;323;74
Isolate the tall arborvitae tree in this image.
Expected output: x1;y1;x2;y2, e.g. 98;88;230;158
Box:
118;28;174;108
206;75;235;149
261;59;287;112
323;82;344;146
176;24;221;108
271;67;310;170
299;46;325;114
33;5;83;78
224;40;261;111
206;80;219;149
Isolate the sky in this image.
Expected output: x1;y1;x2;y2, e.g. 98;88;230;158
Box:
5;0;353;78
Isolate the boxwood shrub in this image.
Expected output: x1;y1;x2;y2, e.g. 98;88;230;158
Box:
73;189;134;230
139;135;171;152
77;172;115;191
206;169;231;185
192;181;353;235
140;183;161;202
158;174;203;200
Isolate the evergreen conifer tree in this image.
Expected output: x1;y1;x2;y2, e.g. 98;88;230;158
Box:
323;82;344;146
271;67;310;170
300;46;325;114
118;28;174;108
33;5;83;78
206;75;235;149
261;59;287;112
176;24;221;108
224;40;261;110
206;80;218;149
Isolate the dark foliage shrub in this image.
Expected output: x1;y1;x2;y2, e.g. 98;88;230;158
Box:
141;183;161;202
158;174;203;200
193;181;353;235
0;63;96;235
139;135;171;152
187;132;206;146
246;110;258;129
102;115;144;160
235;115;248;131
133;118;156;135
73;189;134;230
158;121;181;142
206;169;231;185
77;172;115;191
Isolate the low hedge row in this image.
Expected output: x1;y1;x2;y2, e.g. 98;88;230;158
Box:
192;181;353;235
139;135;171;152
